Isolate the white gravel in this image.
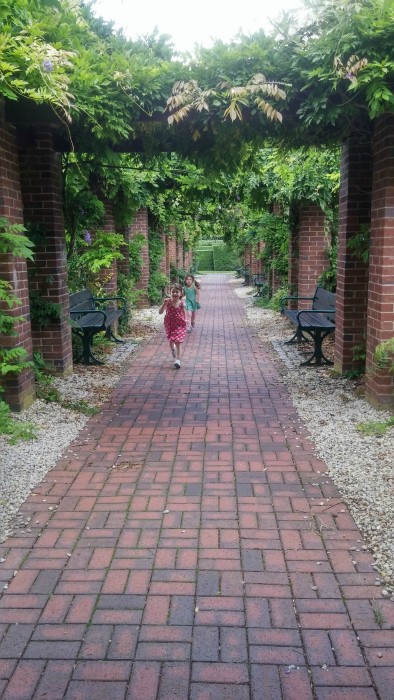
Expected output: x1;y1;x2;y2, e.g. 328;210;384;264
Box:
235;284;394;593
1;287;393;596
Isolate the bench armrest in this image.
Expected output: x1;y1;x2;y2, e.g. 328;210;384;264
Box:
93;296;127;315
280;295;314;312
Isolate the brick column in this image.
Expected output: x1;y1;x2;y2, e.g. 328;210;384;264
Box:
176;237;183;270
244;245;252;269
365;115;394;408
271;267;282;295
130;208;149;307
168;229;177;277
165;234;171;276
257;241;265;274
334;136;372;374
0;115;35;410
288;225;299;301
250;246;260;276
159;233;169;276
298;204;328;306
184;249;192;272
18;126;72;377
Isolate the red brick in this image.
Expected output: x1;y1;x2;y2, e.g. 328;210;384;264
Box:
127;660;161;700
73;660;131;680
192;662;248;683
1;660;45;700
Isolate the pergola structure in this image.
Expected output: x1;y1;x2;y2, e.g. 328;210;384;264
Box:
0;97;393;411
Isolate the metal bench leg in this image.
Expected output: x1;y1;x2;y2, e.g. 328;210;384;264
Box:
285;328;309;345
300;330;334;367
82;331;105;365
105;328;125;344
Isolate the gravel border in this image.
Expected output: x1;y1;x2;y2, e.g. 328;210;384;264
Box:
1;285;393;596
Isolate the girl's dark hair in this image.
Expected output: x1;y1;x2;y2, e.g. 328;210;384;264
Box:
184;273;201;289
171;283;184;297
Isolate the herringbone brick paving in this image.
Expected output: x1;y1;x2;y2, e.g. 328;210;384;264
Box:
0;273;393;699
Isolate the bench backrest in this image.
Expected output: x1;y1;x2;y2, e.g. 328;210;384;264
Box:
69;289;95;315
313;287;336;321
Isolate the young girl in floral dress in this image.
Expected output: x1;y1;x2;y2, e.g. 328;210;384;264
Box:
159;283;187;368
183;273;201;331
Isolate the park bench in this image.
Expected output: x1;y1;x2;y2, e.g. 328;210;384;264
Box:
235;267;251;285
280;286;336;366
69;289;126;365
253;273;267;297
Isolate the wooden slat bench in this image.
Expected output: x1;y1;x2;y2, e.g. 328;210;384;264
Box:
69;289;126;365
280;286;336;366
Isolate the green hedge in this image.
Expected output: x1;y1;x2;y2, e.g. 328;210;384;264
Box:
196;249;214;270
212;244;240;271
196;242;240;271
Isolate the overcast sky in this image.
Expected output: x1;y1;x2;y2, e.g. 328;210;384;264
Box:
92;0;306;53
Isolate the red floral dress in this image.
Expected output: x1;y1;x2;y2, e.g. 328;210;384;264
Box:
164;300;187;343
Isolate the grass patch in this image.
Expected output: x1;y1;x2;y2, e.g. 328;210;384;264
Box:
0;400;36;444
356;416;394;436
61;399;99;416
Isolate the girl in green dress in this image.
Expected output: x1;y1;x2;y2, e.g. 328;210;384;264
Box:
183;274;201;331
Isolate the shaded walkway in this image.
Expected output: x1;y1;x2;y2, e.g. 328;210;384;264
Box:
0;273;393;700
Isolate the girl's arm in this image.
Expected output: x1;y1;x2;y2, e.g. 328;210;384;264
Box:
159;299;168;315
195;284;200;302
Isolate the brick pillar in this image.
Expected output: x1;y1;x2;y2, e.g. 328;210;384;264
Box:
257;241;265;274
168;229;177;277
165;234;171;276
0;114;35;410
184;249;192;272
334;136;372;374
298;204;328;306
288;225;299;300
271;268;281;295
18;126;72;377
130;208;149;308
244;245;252;269
176;237;183;270
159;233;169;276
365;115;394;408
250;246;260;275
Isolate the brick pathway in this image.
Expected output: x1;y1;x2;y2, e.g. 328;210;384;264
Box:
0;273;393;700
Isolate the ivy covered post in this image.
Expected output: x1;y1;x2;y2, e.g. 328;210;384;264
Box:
168;227;177;277
334;134;372;375
0;107;35;410
18;126;72;376
130;208;150;307
176;236;183;271
164;234;171;276
117;224;131;278
96;197;119;296
160;233;170;276
365;115;394;408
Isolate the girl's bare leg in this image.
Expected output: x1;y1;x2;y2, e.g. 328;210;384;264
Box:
175;342;181;359
170;341;176;358
186;310;192;330
191;311;196;327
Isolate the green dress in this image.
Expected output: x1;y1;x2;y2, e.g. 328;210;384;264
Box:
183;285;200;311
